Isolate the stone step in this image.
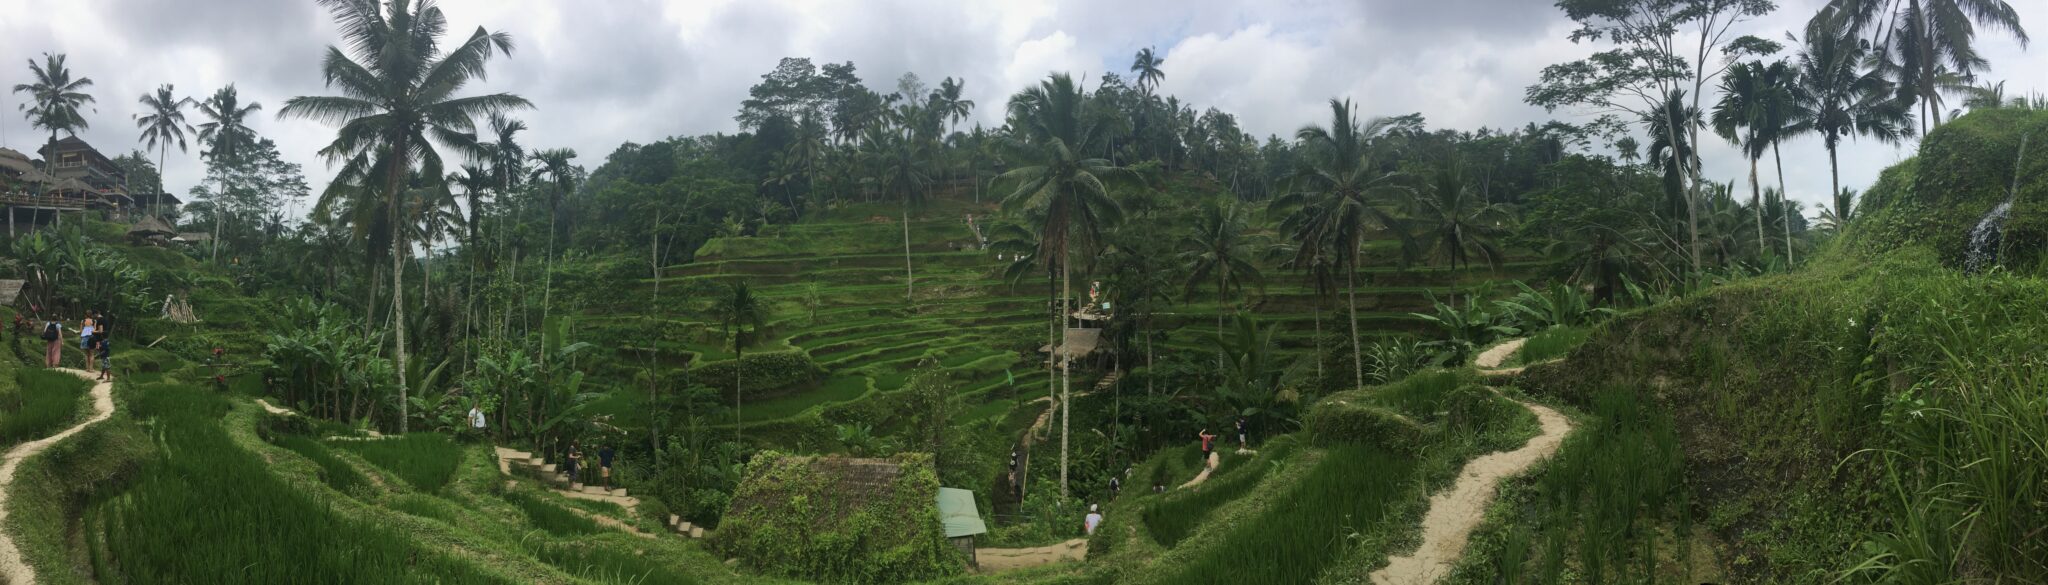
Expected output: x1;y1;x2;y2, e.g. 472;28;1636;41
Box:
569;482;584;491
668;514;680;527
689;526;704;539
539;464;557;474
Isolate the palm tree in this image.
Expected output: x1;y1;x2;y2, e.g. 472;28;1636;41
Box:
1713;61;1781;256
1180;198;1264;333
711;280;765;440
1272;98;1410;392
1645;89;1703;274
1130;47;1165;96
999;73;1124;497
1409;168;1513;271
281;0;531;434
1813;0;2027;133
1789;23;1914;213
197;85;263;263
860;123;931;301
134;84;195;218
12;53;96;168
932;77;974;137
529;147;579;352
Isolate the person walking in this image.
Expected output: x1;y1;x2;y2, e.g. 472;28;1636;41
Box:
1084;504;1103;535
564;442;583;486
598;444;616;490
1198;429;1218;457
1235;417;1248;450
40;319;63;368
466;402;487;441
96;337;112;382
78;313;96;370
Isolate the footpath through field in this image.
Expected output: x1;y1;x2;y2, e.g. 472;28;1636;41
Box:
0;368;115;585
1369;339;1573;584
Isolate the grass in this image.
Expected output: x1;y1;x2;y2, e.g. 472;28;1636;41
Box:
0;368;90;446
1142;439;1301;546
1508;326;1589;366
739;375;871;423
503;490;604;536
89;384;505;584
1154;444;1419;584
521;539;702;585
334;433;464;494
275;435;367;494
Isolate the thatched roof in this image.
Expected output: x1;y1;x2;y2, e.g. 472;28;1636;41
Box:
727;456;906;522
1039;328;1103;360
0;149;52;183
128;216;177;237
174;232;212;243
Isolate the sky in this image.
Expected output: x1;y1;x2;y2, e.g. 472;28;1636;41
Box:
0;0;2040;218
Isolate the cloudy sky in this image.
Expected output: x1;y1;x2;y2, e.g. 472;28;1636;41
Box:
1;0;2040;216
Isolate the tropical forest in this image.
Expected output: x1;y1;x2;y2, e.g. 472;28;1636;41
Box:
0;0;2042;583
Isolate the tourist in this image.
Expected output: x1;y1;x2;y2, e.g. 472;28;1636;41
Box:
467;402;487;435
1108;475;1121;497
79;312;96;370
40;319;62;368
91;312;109;355
1197;428;1217;457
564;442;583;485
598;444;616;489
1084;504;1102;535
1235;417;1248;450
96;337;112;382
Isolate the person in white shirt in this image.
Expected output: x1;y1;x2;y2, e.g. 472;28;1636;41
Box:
1084;504;1103;535
469;404;487;430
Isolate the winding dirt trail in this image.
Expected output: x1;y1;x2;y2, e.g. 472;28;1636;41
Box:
0;369;116;585
975;538;1087;573
1368;340;1575;585
1474;338;1529;376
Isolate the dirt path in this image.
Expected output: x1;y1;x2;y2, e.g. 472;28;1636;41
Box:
0;369;115;585
1370;339;1575;584
975;538;1087;573
1473;338;1527;374
1177;451;1220;489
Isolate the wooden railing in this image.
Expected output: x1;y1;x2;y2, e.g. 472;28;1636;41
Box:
0;192;90;210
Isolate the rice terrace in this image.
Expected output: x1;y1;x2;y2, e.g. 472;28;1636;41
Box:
2;0;2046;583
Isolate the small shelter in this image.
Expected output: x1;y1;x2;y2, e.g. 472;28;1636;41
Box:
174;232;213;245
936;487;988;567
127;216;178;245
1040;327;1103;364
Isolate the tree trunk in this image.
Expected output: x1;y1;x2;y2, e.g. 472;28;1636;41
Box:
650;211;664;452
1774;142;1793;264
735;340;744;442
902;205;915;302
540;204;557;364
1830;146;1843;221
1313;303;1323;389
388;142;412;435
1348;257;1362;390
1750;156;1764;259
1059;239;1071;498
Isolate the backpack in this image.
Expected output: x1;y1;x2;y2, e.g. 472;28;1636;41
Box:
41;323;58;341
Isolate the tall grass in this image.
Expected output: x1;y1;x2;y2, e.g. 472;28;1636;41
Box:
1142;439;1300;546
504;490;603;536
1509;326;1589;366
0;369;89;446
1156;444;1417;584
335;433;463;494
275;435;366;494
522;540;700;585
91;384;505;584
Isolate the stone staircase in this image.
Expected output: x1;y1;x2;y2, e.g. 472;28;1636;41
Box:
664;514;708;539
493;446;707;539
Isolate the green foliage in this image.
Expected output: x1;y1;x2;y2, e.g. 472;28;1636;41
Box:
1509;326;1590;366
714;451;960;584
693;350;822;398
520;539;702;585
1153;445;1417;584
0;368;89;447
1141;437;1301;546
1843;109;2048;271
1303;400;1424;452
503;490;603;536
274;435;367;495
92;384;505;584
334;433;463;494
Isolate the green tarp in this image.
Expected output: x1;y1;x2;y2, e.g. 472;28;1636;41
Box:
935;487;986;538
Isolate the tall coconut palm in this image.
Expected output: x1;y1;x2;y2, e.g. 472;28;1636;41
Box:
1130;47;1165;96
1409;168;1513;271
1179;198;1264;333
1272;98;1411;393
932;77;974;137
1644;89;1703;273
860;123;931;301
711;280;765;440
12;53;96;170
1813;0;2028;133
197;85;263;263
1000;72;1124;497
1789;23;1914;214
1713;61;1783;255
529;147;579;359
281;0;531;434
134;84;195;218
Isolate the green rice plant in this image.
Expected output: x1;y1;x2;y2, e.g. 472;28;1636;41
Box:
0;369;89;446
387;494;459;523
274;435;366;494
1141;439;1300;546
1154;444;1417;584
334;433;463;494
504;490;603;536
94;384;505;584
1508;326;1589;366
521;539;700;585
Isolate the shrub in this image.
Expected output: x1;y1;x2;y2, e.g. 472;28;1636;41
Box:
334;434;463;494
714;451;961;584
503;490;603;536
1304;400;1425;453
1511;326;1590;366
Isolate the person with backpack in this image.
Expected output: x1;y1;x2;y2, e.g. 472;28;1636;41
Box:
40;320;63;368
78;313;96;371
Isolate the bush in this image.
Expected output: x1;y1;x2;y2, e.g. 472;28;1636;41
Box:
1511;326;1589;366
334;434;463;494
714;451;961;584
503;490;603;536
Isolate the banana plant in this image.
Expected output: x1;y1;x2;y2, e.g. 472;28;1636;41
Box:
1411;292;1520;366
